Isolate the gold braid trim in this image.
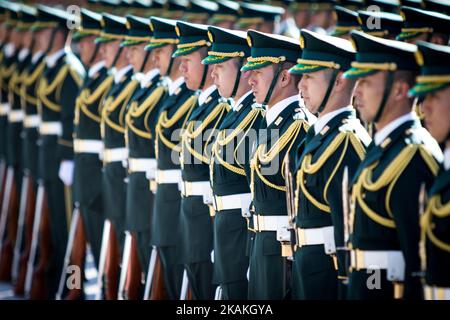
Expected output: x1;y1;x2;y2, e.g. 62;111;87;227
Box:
177;40;210;49
22;61;45;86
125;85;166;140
155;95;197;155
102;80;138;134
84;75;114;105
247;55;286;64
182;101;229;164
421;195;450;253
251;120;306;192
207;51;245;58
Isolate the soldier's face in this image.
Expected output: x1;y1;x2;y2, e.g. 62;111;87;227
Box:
77;36;97;65
22;30;33;50
422;87;450;143
248;65;275;104
103;40;121;68
153;44;174;76
179;50;205;90
211;59;239;98
353;72;386;123
293;10;311;29
298;69;331;114
126;43;147;71
35;28;52;52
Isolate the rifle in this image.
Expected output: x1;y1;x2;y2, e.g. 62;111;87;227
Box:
98;220;120;300
143;246;167;300
24;182;50;299
418;183;427;276
12;172;34;294
179;268;190;300
0;159;5;209
340;167;351;284
118;232;142;300
56;207;86;300
0;166;19;281
95;220;111;300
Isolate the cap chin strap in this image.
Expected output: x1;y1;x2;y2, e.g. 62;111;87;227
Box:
373;71;394;124
194;63;209;96
109;46;124;75
88;43;100;66
230;57;243;100
45;28;59;54
252;63;283;112
139;49;151;73
317;69;339;114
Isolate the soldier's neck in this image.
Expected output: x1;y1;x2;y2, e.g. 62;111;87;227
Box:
267;87;298;110
233;83;252;104
374;101;412;132
47;45;64;56
318;94;352;118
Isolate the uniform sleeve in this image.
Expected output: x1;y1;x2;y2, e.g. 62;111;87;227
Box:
326;137;364;298
389;152;435;300
57;69;81;160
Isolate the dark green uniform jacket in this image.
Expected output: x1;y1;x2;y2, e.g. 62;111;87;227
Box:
248;101;310;300
210;92;263;285
179;88;225;265
21;53;45;176
292;109;370;299
0;47;16;163
423;166;450;289
125;71;162;232
152;81;193;247
349;119;441;300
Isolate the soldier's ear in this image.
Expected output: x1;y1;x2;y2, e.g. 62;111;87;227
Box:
279;69;292;88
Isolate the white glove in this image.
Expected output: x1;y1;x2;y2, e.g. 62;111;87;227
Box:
59;160;74;186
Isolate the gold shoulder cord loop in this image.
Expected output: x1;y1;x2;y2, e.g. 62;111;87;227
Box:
421;195;450;253
79;75;114;123
38;65;70;112
155;95;197;156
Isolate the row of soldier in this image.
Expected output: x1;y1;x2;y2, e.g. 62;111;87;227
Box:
0;0;448;301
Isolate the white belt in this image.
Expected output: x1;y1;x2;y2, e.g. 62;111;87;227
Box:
0;103;10;115
252;214;289;232
8;110;24;123
156;169;181;184
74;139;103;155
39;121;62;136
129;158;156;174
351;249;405;281
103;148;128;163
213;193;252;212
180;180;211;197
424;285;450;300
296;226;336;254
24;115;41;128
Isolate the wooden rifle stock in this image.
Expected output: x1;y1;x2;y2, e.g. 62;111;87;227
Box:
121;233;142;300
30;186;51;300
13;173;36;295
104;223;120;300
0;160;6;211
149;252;166;300
0;167;19;281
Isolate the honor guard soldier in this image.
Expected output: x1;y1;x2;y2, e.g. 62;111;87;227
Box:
344;31;443;300
424;0;450;15
184;0;218;25
365;0;401;13
265;0;300;38
288;29;371;299
176;20;226;300
409;41;450;300
60;8;112;300
338;0;365;11
397;6;450;44
164;0;189;20
118;14;162;300
331;5;361;39
28;5;83;299
95;12;138;300
203;26;261;300
235;2;285;34
209;0;239;30
148;16;193;300
0;2;23;283
13;4;42;296
304;0;337;34
242;30;314;300
357;10;403;39
400;0;423;9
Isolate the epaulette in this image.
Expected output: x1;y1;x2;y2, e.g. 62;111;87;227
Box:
406;125;444;165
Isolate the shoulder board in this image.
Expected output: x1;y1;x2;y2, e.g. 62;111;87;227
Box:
407;126;444;165
339;117;372;147
65;53;86;82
